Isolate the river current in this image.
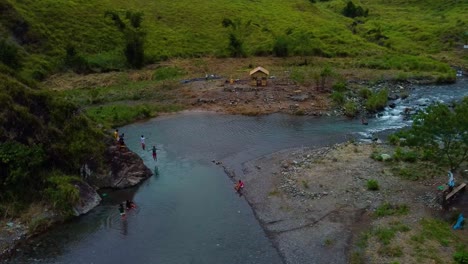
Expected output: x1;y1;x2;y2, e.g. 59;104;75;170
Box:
7;78;468;264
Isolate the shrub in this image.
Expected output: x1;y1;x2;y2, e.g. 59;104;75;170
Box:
343;1;369;18
332;82;347;92
393;147;418;162
367;179;379;190
365;89;388;112
331;91;346;105
358;87;372;99
273;36;289;57
0;38;22;69
454;250;468;264
44;174;80;216
344;101;358;117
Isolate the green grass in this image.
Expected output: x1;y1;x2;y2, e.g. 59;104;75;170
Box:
86;103;183;127
366;179;379;190
3;0;466;79
375;202;409;217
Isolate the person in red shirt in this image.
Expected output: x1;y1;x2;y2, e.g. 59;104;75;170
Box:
234;180;244;192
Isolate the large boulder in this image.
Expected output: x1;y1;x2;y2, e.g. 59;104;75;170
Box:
72;181;101;216
82;144;153;189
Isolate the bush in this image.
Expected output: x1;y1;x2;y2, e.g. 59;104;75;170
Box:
331;91;346;105
44;174;80;216
344;101;358;117
454;250;468;264
343;1;369;18
332;82;347;92
0;38;22;69
358;87;372;99
393;147;418;162
273;36;289;57
366;89;388;112
367;179;379;190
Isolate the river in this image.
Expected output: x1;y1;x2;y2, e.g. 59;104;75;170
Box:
6;78;468;264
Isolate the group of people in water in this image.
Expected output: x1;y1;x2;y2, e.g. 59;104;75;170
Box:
119;200;136;217
114;129;158;161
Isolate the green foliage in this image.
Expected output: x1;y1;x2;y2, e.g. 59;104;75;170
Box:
365;89;388;112
375;202;409;217
366;179;379;190
403;98;468;170
393;147;418;162
106;10;146;69
358;87;372;99
63;45;90;73
273;36;289;57
454;249;468;264
44;173;80;215
0;142;46;201
0;38;22;69
332;82;347;92
0;74;106;214
343;100;358;117
343;1;369;18
331;91;346;105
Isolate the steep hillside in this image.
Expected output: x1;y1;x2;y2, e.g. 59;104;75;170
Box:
0;73;106;216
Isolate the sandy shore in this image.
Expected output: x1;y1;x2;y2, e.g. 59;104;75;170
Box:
236;142;464;264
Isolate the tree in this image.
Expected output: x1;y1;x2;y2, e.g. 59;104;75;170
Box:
402;98;468;171
221;18;256;57
343;1;369;18
105;10;146;69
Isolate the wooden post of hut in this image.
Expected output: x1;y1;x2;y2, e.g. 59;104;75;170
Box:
249;66;269;87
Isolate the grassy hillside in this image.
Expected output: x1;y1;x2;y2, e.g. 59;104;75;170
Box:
1;0;467;79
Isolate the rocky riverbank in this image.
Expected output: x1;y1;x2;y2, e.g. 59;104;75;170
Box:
237;142;465;264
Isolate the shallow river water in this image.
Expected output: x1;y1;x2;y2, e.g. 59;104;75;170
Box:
7;78;468;264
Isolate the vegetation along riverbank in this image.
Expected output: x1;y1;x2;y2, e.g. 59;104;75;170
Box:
1;0;467;262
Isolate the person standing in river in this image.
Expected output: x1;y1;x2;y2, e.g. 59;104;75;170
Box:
152;145;157;161
140;135;146;150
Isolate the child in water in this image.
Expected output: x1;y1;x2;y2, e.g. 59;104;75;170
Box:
119;203;126;217
152;145;157;161
126;200;136;210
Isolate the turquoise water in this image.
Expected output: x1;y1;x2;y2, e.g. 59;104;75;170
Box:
7;79;468;264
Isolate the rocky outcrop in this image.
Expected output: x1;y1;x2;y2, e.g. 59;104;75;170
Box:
72;181;102;216
83;144;153;189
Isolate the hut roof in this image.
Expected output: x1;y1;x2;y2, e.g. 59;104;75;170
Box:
249;66;269;76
